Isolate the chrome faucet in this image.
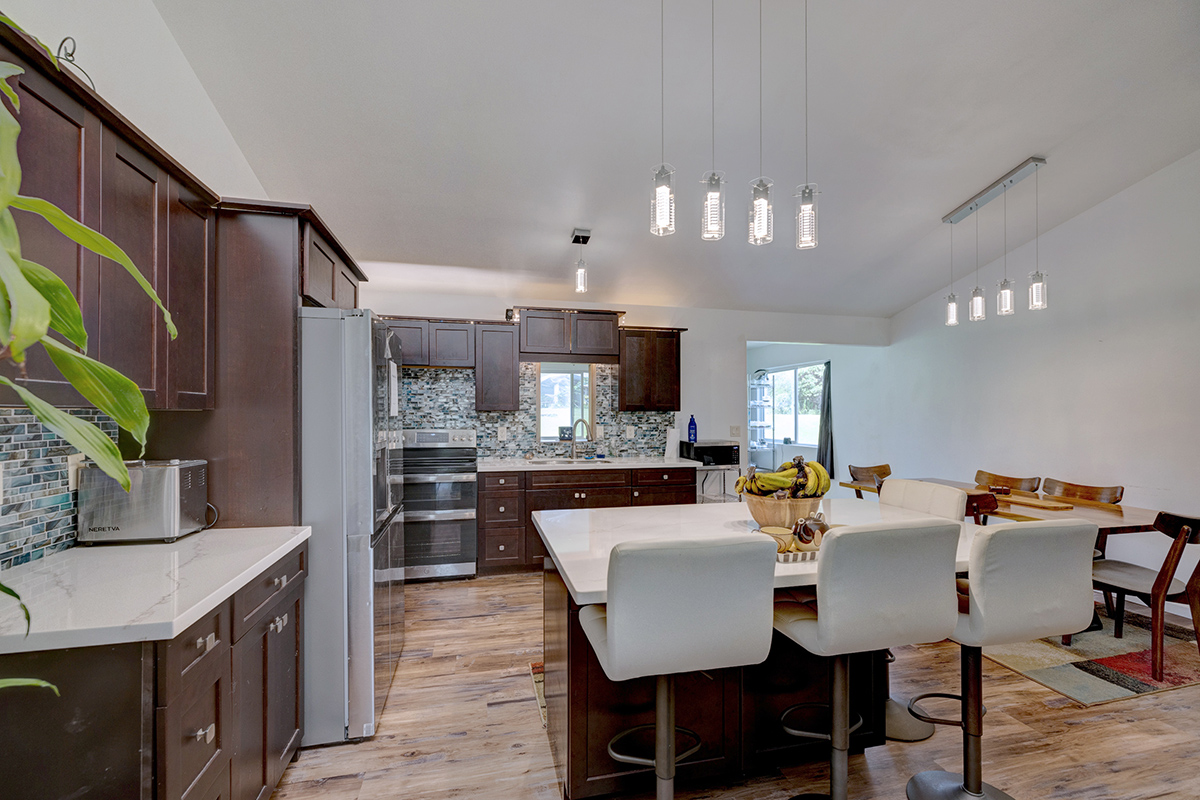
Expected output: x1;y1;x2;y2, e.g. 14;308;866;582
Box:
570;418;591;459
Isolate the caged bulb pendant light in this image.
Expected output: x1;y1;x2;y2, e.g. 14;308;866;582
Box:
748;0;773;245
650;0;675;237
700;0;725;241
1029;163;1048;309
996;185;1015;316
945;223;959;326
969;212;985;321
795;0;818;250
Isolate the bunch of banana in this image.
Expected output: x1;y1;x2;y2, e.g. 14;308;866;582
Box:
792;460;831;498
735;464;800;496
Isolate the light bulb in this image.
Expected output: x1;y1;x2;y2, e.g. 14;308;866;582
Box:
945;293;959;326
795;184;818;249
969;287;986;322
650;164;675;236
700;172;725;241
748;177;773;245
575;260;587;293
1028;271;1047;310
997;278;1015;316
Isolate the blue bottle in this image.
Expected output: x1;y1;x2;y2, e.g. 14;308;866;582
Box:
687;415;697;443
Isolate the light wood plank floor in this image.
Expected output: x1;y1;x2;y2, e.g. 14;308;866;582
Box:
273;573;1200;800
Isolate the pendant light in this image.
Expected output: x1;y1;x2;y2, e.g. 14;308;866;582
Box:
795;0;818;250
572;228;590;293
700;0;725;241
945;223;959;326
996;185;1015;315
748;0;773;245
1029;163;1048;309
650;0;675;237
969;212;985;321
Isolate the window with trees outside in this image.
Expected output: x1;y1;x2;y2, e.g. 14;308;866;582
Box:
539;363;594;442
766;363;826;446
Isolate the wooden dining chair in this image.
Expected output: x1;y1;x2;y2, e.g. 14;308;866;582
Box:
974;470;1040;494
965;492;998;526
848;463;891;498
1061;512;1200;682
1042;478;1124;505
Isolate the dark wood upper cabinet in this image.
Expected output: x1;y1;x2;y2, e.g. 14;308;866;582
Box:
302;223;360;310
475;323;519;411
520;310;573;355
572;313;620;356
619;328;681;412
164;179;216;409
388;319;429;365
429;322;475;367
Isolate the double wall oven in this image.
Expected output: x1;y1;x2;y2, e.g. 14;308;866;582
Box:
402;429;478;580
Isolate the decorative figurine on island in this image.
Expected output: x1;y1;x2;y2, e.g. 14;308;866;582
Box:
737;456;833;554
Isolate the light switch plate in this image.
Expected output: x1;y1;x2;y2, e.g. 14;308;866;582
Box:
497;426;508;441
625;426;636;439
67;453;85;491
730;425;741;437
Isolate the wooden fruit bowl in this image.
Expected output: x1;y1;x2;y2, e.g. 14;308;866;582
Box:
744;493;823;529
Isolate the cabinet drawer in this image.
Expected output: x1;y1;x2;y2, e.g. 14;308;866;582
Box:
527;469;630;489
481;528;523;566
527;487;631;511
480;491;523;526
233;544;308;642
158;600;232;704
481;472;524;491
157;655;232;800
632;486;697;506
633;468;696;487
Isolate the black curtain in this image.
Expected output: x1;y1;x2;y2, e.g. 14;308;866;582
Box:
816;361;834;476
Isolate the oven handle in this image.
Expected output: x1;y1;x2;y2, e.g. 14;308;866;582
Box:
402;473;477;484
403;509;477;522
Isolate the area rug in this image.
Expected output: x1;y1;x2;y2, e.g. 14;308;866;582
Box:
530;661;547;728
983;606;1200;706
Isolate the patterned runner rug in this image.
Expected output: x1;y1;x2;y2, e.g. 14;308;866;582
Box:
984;605;1200;706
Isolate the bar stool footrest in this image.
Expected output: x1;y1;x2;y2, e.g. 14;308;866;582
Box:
780;702;863;741
907;770;1016;800
906;692;986;728
607;724;702;768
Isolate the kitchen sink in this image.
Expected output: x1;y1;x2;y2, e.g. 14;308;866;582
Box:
528;459;613;465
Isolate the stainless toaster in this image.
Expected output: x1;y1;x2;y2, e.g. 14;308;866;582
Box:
77;459;209;544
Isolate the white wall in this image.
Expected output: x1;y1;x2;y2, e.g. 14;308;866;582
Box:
3;0;265;197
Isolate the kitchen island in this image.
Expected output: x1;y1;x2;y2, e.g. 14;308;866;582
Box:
533;500;978;799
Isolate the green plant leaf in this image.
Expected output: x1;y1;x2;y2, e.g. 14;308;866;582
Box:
0;678;59;695
9;195;177;339
19;260;86;350
0;62;23;112
0;376;130;490
41;336;146;449
0;280;11;344
0;17;58;67
0;243;51;361
0;580;30;635
0;90;20;207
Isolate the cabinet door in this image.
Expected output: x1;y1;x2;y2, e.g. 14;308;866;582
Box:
301;225;339;308
164;178;215;408
157;654;232;800
388;319;429;366
572;313;620;355
266;588;303;788
618;329;650;410
334;264;358;309
475;323;519;411
649;330;681;411
0;63;101;405
99;133;166;408
429;322;475;367
520;310;572;354
631;486;697;506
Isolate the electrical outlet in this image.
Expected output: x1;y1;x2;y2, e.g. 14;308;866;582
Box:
68;453;85;491
595;425;604;440
625;426;636;439
730;425;741;437
497;425;508;441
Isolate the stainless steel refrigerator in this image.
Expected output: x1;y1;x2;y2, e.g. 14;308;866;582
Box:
299;307;405;745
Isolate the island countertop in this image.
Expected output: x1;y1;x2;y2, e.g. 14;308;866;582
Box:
478;455;700;473
532;499;978;605
0;526;311;654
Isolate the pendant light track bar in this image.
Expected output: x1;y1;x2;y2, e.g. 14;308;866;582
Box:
942;156;1046;224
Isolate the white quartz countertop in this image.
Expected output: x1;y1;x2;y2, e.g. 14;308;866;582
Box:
532;499;978;605
0;526;311;654
478;456;699;473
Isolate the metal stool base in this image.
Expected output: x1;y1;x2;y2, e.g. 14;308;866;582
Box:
907;771;1016;800
885;696;936;742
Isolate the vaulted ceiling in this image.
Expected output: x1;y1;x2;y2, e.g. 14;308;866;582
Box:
153;0;1200;316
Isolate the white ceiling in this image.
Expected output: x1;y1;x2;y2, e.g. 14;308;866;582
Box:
152;0;1200;317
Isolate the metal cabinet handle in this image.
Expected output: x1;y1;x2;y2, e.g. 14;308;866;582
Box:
498;506;505;513
574;492;579;498
581;492;587;498
193;723;215;744
269;613;289;633
194;633;217;653
634;491;639;497
663;474;669;480
498;478;505;484
273;574;288;590
498;545;505;551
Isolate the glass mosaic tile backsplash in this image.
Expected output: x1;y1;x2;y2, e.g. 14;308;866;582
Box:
403;363;675;457
0;408;116;571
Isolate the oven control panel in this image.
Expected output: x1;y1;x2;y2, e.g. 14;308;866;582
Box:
402;429;478;448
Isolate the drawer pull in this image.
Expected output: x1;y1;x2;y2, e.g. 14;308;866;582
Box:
194;633;217;653
269;613;289;634
193;723;216;744
574;492;579;499
581;492;587;499
498;545;505;552
273;574;288;590
663;474;669;480
498;478;506;484
634;491;639;497
498;506;505;513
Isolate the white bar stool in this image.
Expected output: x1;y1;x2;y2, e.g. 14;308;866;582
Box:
773;518;963;800
878;479;969;742
906;519;1098;800
579;535;777;800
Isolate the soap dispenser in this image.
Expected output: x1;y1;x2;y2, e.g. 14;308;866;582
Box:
687;415;697;443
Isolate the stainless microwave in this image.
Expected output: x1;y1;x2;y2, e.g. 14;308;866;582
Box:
679;440;740;466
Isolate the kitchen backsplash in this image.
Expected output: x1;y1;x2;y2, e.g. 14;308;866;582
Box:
0;408;116;571
403;364;675;457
